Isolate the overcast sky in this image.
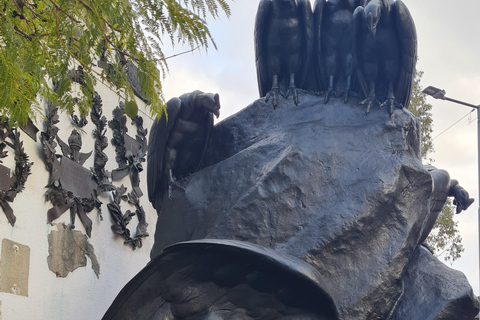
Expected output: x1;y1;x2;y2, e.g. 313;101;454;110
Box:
158;0;480;294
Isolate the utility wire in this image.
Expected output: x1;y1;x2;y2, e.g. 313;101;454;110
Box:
432;109;475;141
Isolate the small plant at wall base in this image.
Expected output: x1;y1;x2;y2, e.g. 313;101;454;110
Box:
0;0;232;126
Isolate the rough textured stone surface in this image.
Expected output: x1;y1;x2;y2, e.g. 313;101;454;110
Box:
391;245;479;320
150;93;478;319
47;223;100;278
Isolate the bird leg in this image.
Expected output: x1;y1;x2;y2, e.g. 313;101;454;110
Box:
324;75;336;103
343;75;358;103
165;148;185;200
380;81;403;116
359;81;380;115
167;169;186;200
265;75;282;109
285;73;299;106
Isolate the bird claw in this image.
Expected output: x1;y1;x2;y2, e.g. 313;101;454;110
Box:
380;98;403;116
286;87;299;105
266;87;282;109
324;89;337;103
360;96;380;115
168;180;186;200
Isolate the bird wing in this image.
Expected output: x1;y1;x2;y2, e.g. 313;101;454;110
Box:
147;97;182;210
103;239;339;320
352;6;368;98
195;93;219;173
313;0;326;91
297;0;315;91
254;0;272;97
393;0;417;108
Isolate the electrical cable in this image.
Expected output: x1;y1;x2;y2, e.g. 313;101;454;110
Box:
432;109;475;141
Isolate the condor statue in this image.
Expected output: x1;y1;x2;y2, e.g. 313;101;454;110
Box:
147;91;220;212
255;0;314;107
353;0;417;115
313;0;364;103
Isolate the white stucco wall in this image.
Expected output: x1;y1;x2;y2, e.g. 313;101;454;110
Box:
0;79;157;320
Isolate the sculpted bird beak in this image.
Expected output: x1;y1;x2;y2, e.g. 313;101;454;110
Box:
202;93;221;118
214;93;220;118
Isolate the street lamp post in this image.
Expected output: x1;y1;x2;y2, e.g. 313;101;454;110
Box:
422;86;480;307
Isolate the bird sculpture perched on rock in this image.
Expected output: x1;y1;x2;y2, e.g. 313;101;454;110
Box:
147;91;220;211
353;0;417;115
255;0;314;108
314;0;364;103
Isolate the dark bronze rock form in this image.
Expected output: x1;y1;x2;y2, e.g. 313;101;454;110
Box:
353;0;417;115
390;245;479;320
146;94;478;319
147;90;220;211
0;120;33;226
314;0;363;103
103;240;339;320
255;0;314;107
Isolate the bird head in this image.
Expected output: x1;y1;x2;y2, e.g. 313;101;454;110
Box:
199;93;221;118
364;1;381;37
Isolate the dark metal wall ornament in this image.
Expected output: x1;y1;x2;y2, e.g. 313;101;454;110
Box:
90;92;116;222
0;119;33;226
107;185;148;249
40;103;99;237
106;103;149;249
108;103;147;197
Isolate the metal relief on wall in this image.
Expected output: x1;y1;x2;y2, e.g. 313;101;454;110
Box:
0;120;33;226
107;104;149;249
41;103;99;237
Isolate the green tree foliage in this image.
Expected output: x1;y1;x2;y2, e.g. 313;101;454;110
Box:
409;70;434;161
426;198;464;262
0;0;231;125
409;70;464;262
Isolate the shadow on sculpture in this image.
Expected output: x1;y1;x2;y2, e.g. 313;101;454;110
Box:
103;240;339;320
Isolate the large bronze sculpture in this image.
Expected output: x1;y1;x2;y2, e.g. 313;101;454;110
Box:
105;1;480;319
353;0;417;115
147;91;220;211
255;0;313;107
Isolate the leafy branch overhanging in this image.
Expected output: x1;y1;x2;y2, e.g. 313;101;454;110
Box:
0;0;231;125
